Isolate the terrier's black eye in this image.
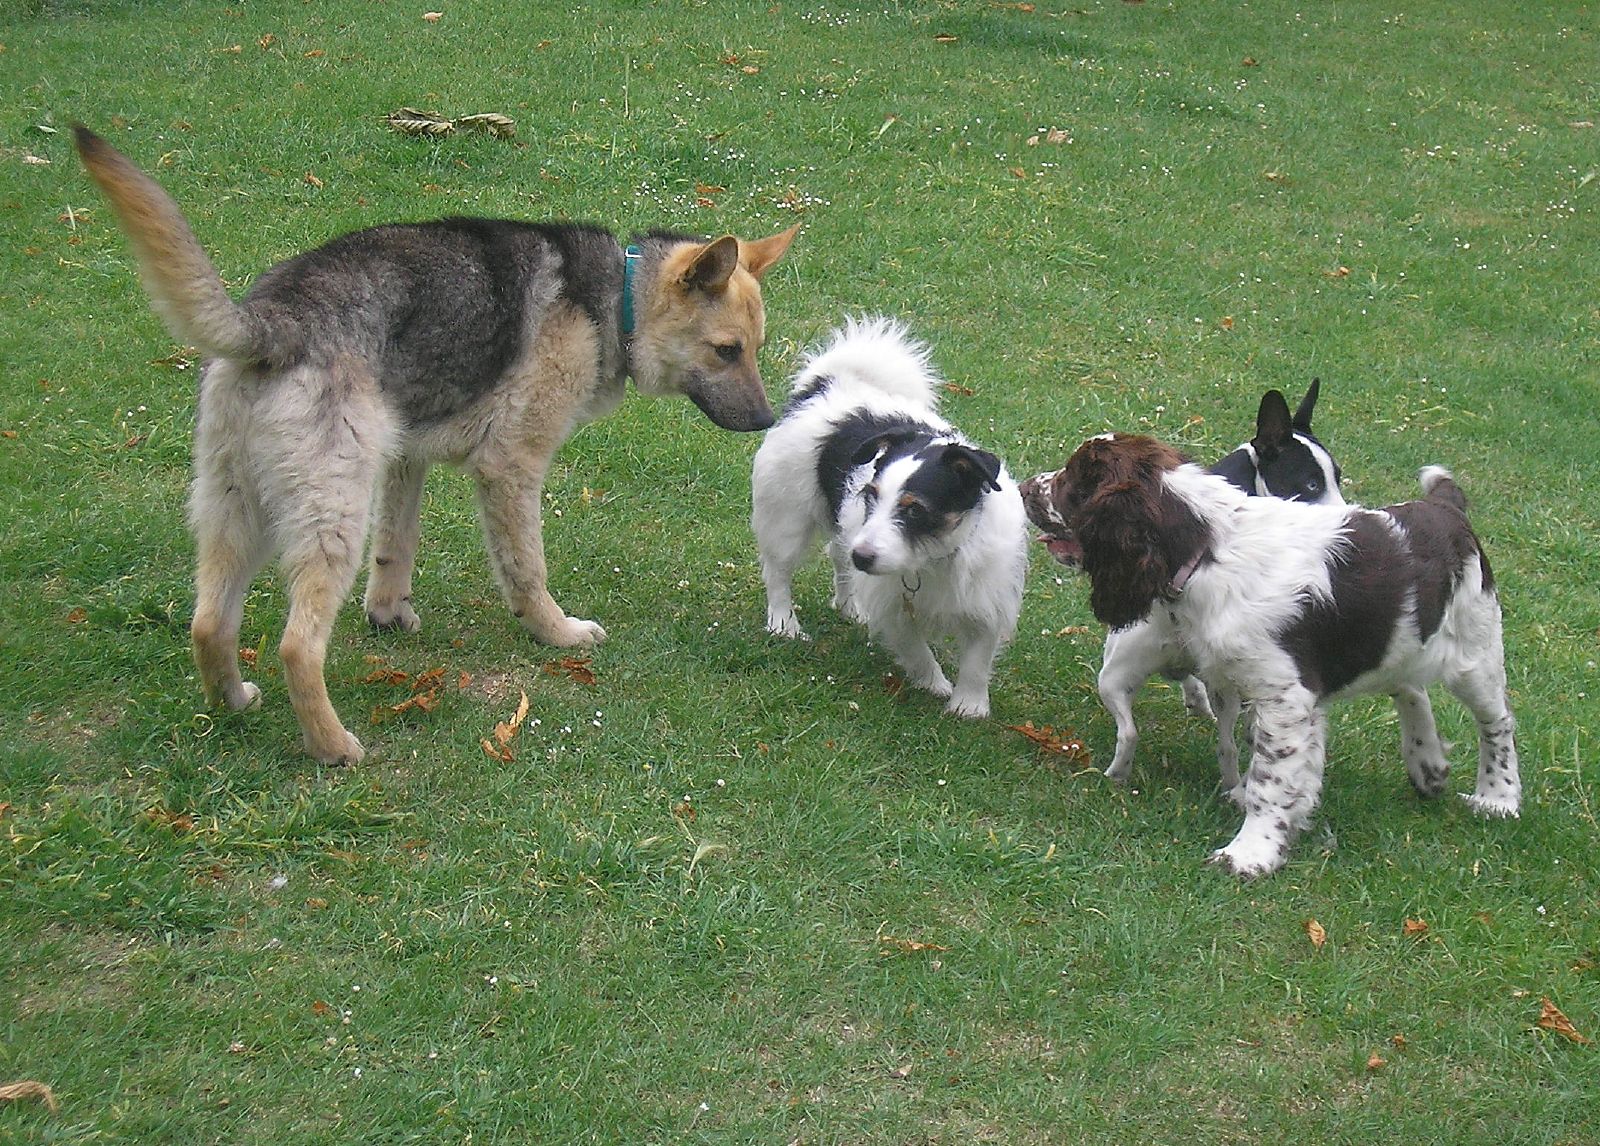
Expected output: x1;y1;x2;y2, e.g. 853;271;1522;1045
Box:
714;343;742;363
862;483;879;507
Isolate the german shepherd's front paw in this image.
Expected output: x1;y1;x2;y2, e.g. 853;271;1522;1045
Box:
224;680;263;712
366;599;421;633
549;617;607;646
305;727;366;766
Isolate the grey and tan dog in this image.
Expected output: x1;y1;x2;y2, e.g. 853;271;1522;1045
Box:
74;126;798;764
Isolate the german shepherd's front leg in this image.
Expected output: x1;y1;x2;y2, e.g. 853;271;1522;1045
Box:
472;461;606;647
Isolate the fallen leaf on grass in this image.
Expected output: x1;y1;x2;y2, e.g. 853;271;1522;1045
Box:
0;1081;58;1114
1366;1052;1386;1071
422;11;443;22
1537;998;1592;1044
1324;265;1352;278
456;113;516;139
304;171;323;189
145;806;195;833
1006;721;1091;763
888;1062;914;1079
942;382;976;396
483;690;532;762
933;32;958;43
311;999;332;1016
1403;918;1429;937
544;656;596;686
1304;918;1327;949
878;936;950;956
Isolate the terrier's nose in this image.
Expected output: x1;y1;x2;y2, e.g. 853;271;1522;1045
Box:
851;549;877;573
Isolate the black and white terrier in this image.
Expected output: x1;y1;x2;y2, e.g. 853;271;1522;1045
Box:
751;317;1027;718
1095;381;1344;787
1021;433;1520;878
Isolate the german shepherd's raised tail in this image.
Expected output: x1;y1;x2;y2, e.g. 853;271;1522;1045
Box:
75;126;798;764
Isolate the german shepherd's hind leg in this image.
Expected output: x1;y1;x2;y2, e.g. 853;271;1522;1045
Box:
267;362;391;764
189;368;271;713
473;460;606;647
364;454;428;633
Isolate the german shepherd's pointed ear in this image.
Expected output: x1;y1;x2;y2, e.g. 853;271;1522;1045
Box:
942;443;1004;493
1252;389;1294;462
680;235;741;292
1292;376;1321;433
737;223;800;281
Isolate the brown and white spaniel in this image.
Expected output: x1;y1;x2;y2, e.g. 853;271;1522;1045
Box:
1021;433;1521;878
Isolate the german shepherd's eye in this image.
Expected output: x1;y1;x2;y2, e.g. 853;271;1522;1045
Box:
713;342;743;363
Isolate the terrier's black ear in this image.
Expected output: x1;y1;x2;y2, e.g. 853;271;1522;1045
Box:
1252;389;1294;461
942;444;1003;492
1292;377;1322;433
850;430;914;470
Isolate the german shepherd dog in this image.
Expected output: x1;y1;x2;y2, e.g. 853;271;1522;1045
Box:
74;126;798;764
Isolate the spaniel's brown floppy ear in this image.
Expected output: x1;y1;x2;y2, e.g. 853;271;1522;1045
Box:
1077;481;1173;629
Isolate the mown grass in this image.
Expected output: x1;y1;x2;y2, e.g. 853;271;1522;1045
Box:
2;1;1597;1142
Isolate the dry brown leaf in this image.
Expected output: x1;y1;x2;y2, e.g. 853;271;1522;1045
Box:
942;382;976;396
65;607;87;624
0;1081;58;1114
1304;918;1327;949
1219;315;1235;331
1006;721;1091;763
1390;1033;1408;1049
304;171;323;189
1537;998;1593;1044
311;999;331;1016
545;656;597;686
422;11;443;21
1403;917;1429;937
888;1062;914;1079
1366;1052;1386;1071
364;665;409;686
1324;265;1352;278
145;806;195;833
457;113;516;139
879;936;950;956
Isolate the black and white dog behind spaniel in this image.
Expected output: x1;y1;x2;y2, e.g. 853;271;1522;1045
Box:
1095;381;1344;789
1020;433;1520;878
751;317;1027;718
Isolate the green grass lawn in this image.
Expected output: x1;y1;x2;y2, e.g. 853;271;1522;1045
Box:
3;1;1597;1141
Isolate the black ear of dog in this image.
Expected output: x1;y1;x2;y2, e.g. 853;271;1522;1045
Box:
1252;389;1294;462
849;429;917;470
942;444;1004;492
1292;377;1321;433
